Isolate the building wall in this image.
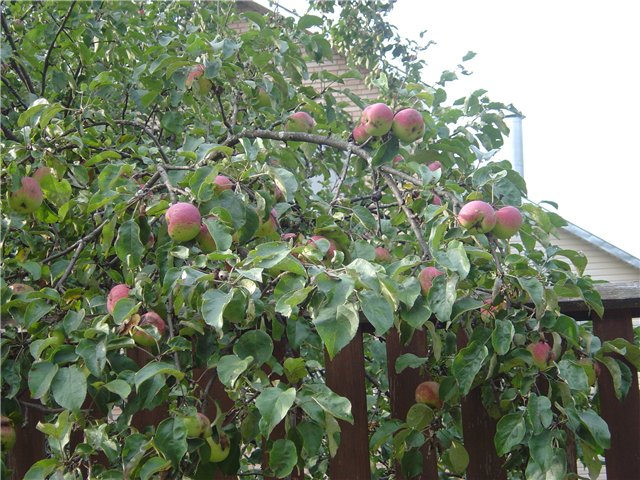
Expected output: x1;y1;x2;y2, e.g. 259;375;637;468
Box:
553;229;640;282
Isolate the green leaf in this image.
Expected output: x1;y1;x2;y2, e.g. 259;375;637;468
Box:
139;456;171;480
28;361;59;399
446;240;470;279
372;136;399;167
269;439;298;478
352;205;377;231
112;298;140;326
296;383;353;424
115;219;144;268
23;458;58;480
494;412;526;456
201;289;234;331
270;167;298;202
256;387;296;437
217;354;252;388
283;357;308;384
103;379;131;400
298;14;323;29
359;290;394;336
452;341;488;395
154;417;187;468
578;409;611;450
314;303;359;359
526;394;553;434
450;297;483;322
406;403;434;430
134;361;184;389
528;430;554;471
428;274;457;322
395;353;429;374
51;365;87;411
76;338;107;377
517;276;545;317
23;299;53;329
599;357;627;400
558;359;589;391
234;330;274;366
246;242;291;268
491;319;514;355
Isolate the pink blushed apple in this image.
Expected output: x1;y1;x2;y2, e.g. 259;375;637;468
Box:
107;284;130;314
352;123;371;144
133;311;166;348
457;200;497;234
392;108;425;143
309;235;337;259
374;247;391;263
286;111;316;133
418;266;444;295
213;175;233;192
415;381;442;409
492;206;523;239
9;177;43;214
165;202;201;242
428;161;441;172
197;221;217;253
527;341;555;369
361;103;394;136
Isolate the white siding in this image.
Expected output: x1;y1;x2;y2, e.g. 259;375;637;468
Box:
553;229;640;282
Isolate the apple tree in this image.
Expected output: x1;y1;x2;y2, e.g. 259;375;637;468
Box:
2;1;635;479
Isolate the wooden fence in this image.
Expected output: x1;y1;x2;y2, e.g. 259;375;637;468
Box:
8;282;640;479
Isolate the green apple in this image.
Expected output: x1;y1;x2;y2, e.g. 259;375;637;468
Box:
206;435;230;463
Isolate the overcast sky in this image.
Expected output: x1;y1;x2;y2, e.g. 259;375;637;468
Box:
260;0;640;259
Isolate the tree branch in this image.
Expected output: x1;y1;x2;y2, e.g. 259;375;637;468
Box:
381;172;431;259
1;13;36;94
330;145;352;206
1;75;28;108
41;0;77;96
55;240;84;290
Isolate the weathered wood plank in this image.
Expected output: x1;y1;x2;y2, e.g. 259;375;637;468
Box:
325;327;371;479
559;281;640;314
386;328;438;479
592;309;640;480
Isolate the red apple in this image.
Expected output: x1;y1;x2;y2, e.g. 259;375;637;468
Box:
392;155;404;165
213;175;233;192
457;200;497;234
286;111;316;133
9;177;43;214
308;235;337;259
132;311;166;348
527;341;555;369
428;161;441;172
415;381;442;408
107;284;130;314
361;103;394;136
431;192;442;206
196;220;217;253
281;232;297;241
374;246;391;263
492;206;523;239
392;108;425;143
418;266;444;295
185;64;211;94
0;416;16;451
352;123;371;144
165;202;201;242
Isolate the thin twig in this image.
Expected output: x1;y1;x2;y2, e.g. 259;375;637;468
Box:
215;87;232;130
55;240;84;290
1;76;28;108
330;146;352;206
156;164;177;204
1;124;19;142
0;13;36;94
166;289;181;370
381;172;430;259
380;165;422;187
41;1;77;96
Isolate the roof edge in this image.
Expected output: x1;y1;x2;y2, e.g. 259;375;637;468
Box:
561;222;640;270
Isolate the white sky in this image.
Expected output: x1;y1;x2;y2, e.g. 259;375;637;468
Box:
262;0;640;259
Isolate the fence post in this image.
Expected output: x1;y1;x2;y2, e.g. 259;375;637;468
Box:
325;326;371;479
592;308;640;480
386;327;439;479
7;399;46;480
457;330;507;480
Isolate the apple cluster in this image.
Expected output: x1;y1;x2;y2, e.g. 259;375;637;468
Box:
457;201;523;239
353;103;426;144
